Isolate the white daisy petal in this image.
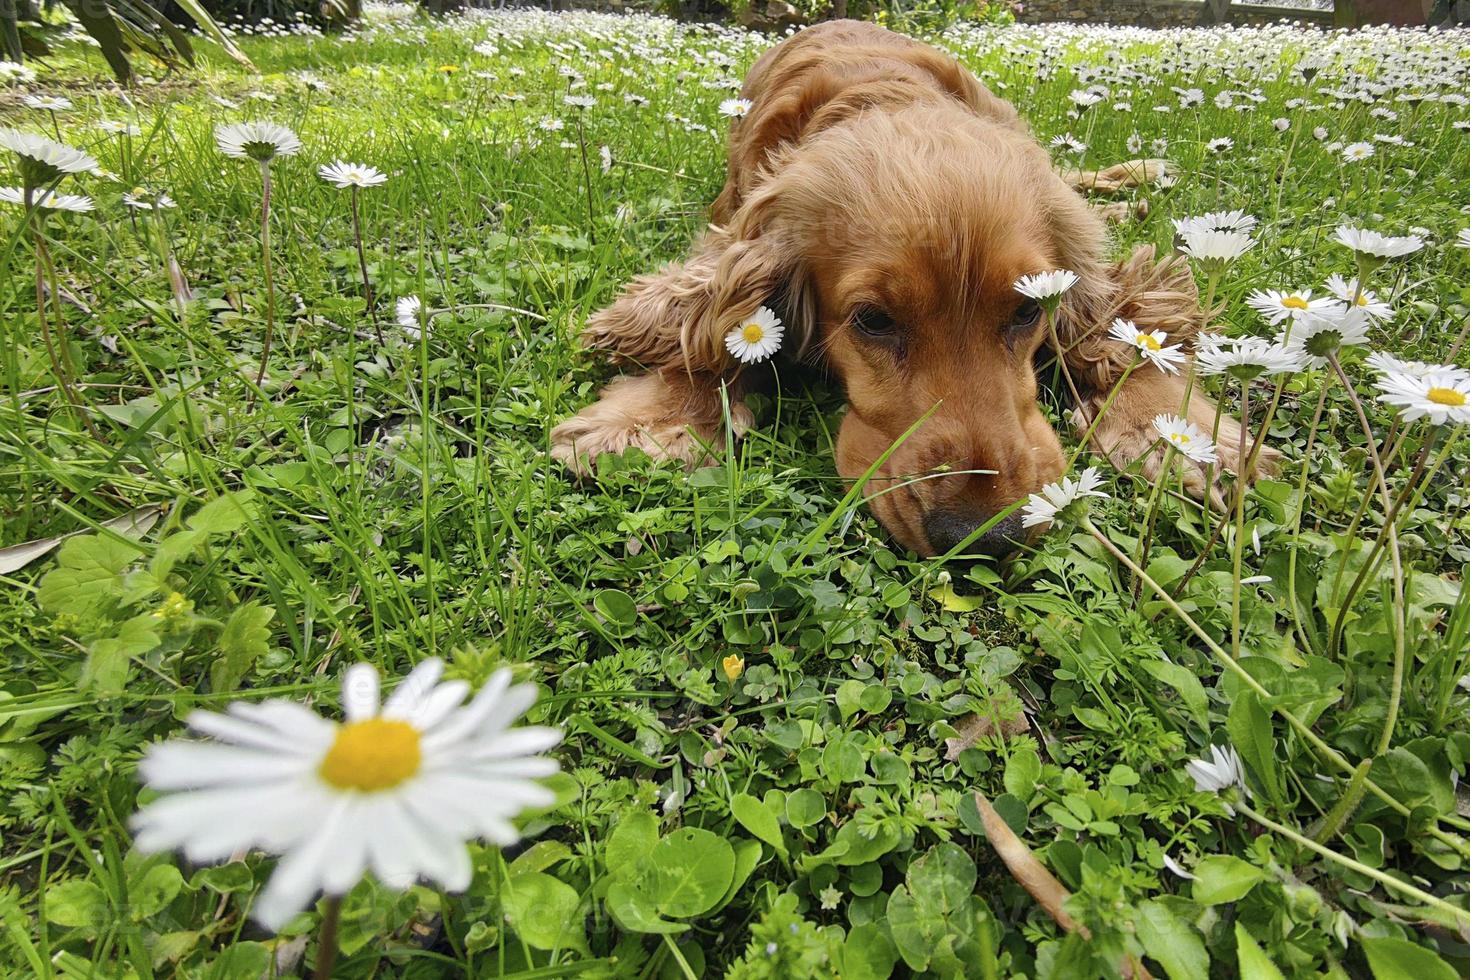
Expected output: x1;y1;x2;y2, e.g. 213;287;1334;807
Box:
382;658;448;718
250;802;350;930
139;741;315;788
341;663;380;720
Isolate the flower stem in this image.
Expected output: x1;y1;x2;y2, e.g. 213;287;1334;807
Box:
253;160;277;404
1238;801;1470;929
1045;307;1085;414
350;187;385;346
1286;385;1330;657
1328;425;1457;662
1311;758;1371;845
574;110;598;247
1230;380;1251;658
313;895;342;980
1067;360;1137;470
30;200;101;440
1325;354;1405;755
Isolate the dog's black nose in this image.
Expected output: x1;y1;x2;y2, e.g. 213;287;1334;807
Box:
923;508;1024;558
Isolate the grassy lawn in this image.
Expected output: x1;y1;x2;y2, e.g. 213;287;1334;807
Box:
2;7;1470;977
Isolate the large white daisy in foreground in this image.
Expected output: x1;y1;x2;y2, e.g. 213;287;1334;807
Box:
133;660;561;930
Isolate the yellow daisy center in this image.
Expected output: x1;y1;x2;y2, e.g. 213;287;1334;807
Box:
1354;295;1370;306
319;718;422;792
1426;386;1466;407
1281;296;1309;310
741;322;765;344
1136;333;1161;351
1170;432;1190;444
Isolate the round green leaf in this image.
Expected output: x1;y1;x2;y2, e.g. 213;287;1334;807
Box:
786;788;827;828
44;879;106;929
593;589;638;629
503;871;582;951
653;828;736;918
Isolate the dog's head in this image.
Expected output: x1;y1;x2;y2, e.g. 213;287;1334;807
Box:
591;105;1195;557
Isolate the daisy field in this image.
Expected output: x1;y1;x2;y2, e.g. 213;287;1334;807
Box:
2;5;1470;977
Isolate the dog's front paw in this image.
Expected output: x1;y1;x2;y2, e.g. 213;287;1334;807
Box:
1074;405;1277;512
550;373;752;476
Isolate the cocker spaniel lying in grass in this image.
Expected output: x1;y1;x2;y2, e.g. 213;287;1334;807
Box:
553;20;1260;556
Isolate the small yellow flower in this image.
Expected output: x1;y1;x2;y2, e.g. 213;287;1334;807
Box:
438;64;460;74
722;655;745;682
152;591;194;621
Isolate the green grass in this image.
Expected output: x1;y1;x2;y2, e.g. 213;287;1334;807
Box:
2;7;1470;977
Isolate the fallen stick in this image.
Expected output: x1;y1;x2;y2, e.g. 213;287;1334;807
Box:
973;790;1154;979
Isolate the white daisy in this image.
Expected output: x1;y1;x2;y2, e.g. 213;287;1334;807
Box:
1185;744;1249;814
23;94;73;111
1374;371;1470;426
538;117;565;132
1333;225;1424;260
1341;141;1374;162
97;121;142;136
1172;210;1257;238
0;128;97;183
215;122;301;163
725;306;783;364
1206;136;1233;153
1069;89;1103;109
1177;228;1255;271
1193;335;1301;379
1108;318;1185;374
396;296;425;338
1049;133;1087;155
1323;274;1392;320
1363;352;1465;380
1152;414;1219;464
132;660;561;930
564;94;597;109
1013;269;1078;312
1279;306;1371;368
718;98;752;119
1456;229;1470;249
1245;288;1335;326
1020;466;1108;529
0;186;94;212
122;187;177;210
319;161;388;188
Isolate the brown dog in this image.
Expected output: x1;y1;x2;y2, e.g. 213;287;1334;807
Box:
552;20;1255;556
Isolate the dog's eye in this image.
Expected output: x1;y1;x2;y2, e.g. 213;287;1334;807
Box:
1011;298;1043;331
852;306;898;340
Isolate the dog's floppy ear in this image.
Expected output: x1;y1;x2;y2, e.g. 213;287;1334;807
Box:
1046;188;1203;393
582;188;807;375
